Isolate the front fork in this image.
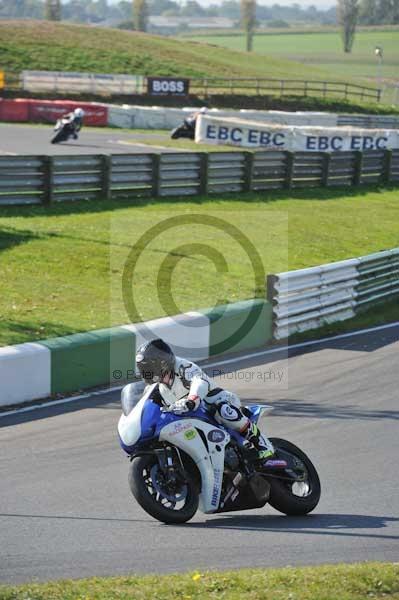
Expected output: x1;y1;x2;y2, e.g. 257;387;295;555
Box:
155;446;186;486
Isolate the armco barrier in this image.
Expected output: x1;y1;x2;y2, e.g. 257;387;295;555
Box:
267;248;399;339
0;299;272;407
1;149;398;206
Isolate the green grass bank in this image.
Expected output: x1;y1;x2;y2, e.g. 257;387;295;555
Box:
0;20;330;81
0;562;398;600
0;186;398;347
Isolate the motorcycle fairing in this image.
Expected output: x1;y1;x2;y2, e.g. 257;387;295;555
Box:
118;384;159;452
159;418;230;514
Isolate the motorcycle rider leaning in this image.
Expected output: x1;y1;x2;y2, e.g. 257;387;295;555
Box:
135;338;274;461
184;105;207;130
62;107;85;139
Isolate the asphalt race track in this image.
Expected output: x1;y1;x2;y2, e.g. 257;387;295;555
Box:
1;324;398;584
0;124;182;155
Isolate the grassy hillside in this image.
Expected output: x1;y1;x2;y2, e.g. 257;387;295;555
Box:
0;20;345;81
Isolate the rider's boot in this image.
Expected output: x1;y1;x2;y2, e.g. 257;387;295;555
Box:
244;422;274;461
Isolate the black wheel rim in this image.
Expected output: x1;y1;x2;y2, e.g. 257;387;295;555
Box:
142;463;188;510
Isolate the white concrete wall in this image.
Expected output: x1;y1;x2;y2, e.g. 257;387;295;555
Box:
106;104;342;131
0;343;51;406
123;311;210;363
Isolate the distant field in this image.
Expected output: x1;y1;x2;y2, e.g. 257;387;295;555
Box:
187;30;399;103
1;186;398;346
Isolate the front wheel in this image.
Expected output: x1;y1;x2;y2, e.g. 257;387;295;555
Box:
171;126;183;139
267;438;321;516
129;454;199;524
51;130;66;144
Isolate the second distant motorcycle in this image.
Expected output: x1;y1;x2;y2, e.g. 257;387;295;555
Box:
170;107;208;141
170;118;196;140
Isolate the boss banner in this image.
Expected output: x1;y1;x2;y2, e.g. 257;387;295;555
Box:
195;114;399;152
147;77;190;96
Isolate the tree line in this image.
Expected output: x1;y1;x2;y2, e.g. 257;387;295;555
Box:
358;0;399;24
0;0;336;25
1;0;398;25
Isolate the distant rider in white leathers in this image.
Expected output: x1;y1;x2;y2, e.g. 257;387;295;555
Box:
61;107;85;139
135;338;274;460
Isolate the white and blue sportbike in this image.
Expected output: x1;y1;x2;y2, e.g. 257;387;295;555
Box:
118;382;321;524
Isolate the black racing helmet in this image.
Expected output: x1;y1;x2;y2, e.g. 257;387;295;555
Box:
136;338;175;385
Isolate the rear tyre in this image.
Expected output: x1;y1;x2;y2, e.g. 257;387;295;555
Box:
268;438;321;516
129;454;199;524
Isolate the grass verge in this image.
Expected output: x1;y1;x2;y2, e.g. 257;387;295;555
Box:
0;562;398;600
0;185;398;347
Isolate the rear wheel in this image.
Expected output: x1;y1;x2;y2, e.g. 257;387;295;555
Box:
129;454;199;524
267;438;321;516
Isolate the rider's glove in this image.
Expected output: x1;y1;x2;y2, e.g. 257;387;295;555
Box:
172;395;199;413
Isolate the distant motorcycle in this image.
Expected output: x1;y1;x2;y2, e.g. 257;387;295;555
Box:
51;118;78;144
170;118;195;140
118;382;321;524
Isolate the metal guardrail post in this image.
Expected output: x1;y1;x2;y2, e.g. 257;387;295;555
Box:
285;152;295;190
266;274;278;304
243;151;254;192
199;152;209;195
382;149;393;184
151;154;161;197
353;151;363;186
321;153;331;187
42;155;54;205
101;154;112;200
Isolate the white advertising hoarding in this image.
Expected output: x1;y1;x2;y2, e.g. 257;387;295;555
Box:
195;114;399;152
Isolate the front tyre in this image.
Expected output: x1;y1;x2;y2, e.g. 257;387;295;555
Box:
51;130;66;144
170;127;181;139
268;438;321;516
129;454;199;524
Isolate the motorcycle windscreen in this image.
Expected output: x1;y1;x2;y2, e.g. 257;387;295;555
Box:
121;381;147;416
